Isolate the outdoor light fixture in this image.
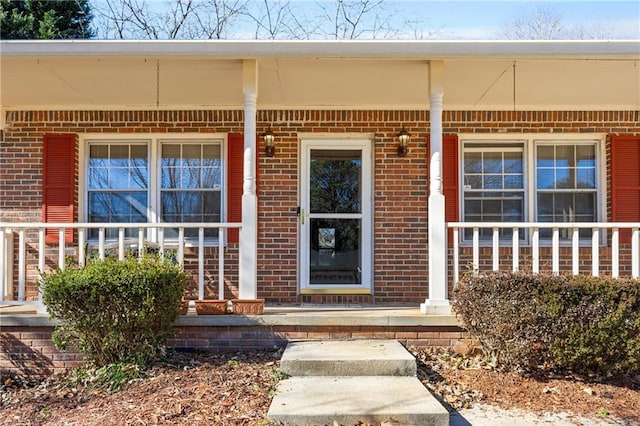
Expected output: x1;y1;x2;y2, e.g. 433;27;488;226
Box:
264;129;275;157
397;128;410;157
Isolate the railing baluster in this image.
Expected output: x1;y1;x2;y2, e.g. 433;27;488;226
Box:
138;228;145;259
612;228;619;278
492;227;499;271
532;227;539;274
572;227;579;275
18;229;25;301
198;227;205;300
472;227;479;274
512;227;519;272
38;228;45;302
78;228;86;266
118;228;125;261
591;228;599;276
453;227;459;285
99;228;105;260
177;227;184;266
58;228;66;270
0;228;5;302
218;228;225;299
632;227;639;279
158;228;165;259
552;227;559;274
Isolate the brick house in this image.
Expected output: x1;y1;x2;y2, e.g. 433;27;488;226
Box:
1;40;639;315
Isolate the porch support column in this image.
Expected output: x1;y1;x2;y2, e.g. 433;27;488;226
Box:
421;60;451;315
239;59;258;299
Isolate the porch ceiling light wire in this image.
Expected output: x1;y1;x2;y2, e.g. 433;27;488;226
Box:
472;62;512;108
156;60;161;108
513;61;517;112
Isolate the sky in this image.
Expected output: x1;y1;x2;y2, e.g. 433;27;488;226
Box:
90;0;640;40
396;0;640;39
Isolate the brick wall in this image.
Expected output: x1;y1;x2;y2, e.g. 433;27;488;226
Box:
1;110;639;304
0;324;466;376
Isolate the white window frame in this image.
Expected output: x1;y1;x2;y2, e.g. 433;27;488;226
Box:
459;134;606;246
79;133;227;247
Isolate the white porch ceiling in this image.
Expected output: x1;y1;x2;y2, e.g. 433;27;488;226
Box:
1;41;639;111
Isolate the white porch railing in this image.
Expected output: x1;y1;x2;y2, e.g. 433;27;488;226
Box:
448;222;640;284
0;222;241;311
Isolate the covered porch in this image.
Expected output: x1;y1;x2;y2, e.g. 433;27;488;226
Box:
1;40;639;315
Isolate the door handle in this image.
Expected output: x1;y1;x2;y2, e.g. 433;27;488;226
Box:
301;208;306;225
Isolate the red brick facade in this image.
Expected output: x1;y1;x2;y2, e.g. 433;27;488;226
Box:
1;110;639;304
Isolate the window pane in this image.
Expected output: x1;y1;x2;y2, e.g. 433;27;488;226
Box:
576;145;595;167
577;169;595;189
483;175;503;189
556;145;574;167
89;145;108;167
203;192;222;222
464;152;482;173
504;175;523;189
504;152;523;173
575;193;595;217
162;145;181;166
89;167;108;189
483;152;503;173
181;167;200;189
537;146;554;168
555;168;573;189
537;193;553;215
464;175;482;189
537;169;554;189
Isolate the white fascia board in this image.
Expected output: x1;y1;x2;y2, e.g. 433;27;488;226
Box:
1;40;639;60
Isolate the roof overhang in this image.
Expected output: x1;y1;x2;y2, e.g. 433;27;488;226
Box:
2;39;639;60
1;40;639;112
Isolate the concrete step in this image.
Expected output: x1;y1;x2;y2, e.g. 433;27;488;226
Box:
267;375;449;426
280;340;416;377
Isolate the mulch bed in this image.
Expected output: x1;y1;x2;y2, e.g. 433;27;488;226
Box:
2;346;639;425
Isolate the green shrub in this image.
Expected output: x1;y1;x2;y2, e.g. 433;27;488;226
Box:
42;255;187;366
452;271;640;375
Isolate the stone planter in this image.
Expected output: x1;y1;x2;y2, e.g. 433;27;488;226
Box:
231;299;265;315
195;300;229;315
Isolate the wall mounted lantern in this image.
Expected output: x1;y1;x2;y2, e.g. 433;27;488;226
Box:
264;129;275;157
397;128;410;157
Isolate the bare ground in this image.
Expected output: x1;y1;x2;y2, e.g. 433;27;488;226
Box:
1;347;639;425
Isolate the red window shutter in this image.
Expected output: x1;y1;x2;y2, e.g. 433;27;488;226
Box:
427;135;459;244
611;135;640;244
42;134;76;244
227;134;244;244
442;135;460;230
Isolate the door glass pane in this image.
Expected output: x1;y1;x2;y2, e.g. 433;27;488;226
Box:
310;150;361;214
309;218;361;285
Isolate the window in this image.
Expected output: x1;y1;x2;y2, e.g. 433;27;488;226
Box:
86;137;224;243
536;144;597;239
88;143;148;239
461;137;602;242
160;143;222;238
463;143;524;240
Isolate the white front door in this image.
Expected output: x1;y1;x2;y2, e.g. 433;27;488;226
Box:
300;139;372;294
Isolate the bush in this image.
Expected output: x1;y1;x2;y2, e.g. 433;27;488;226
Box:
452;271;640;375
42;255;187;366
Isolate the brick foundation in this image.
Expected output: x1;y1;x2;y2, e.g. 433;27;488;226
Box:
0;323;466;376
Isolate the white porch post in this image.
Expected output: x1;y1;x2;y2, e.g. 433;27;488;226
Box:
421;60;451;314
239;59;258;299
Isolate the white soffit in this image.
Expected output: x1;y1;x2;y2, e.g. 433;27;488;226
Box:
1;47;639;110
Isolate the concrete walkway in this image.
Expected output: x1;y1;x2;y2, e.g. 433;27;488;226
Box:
267;340;449;426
